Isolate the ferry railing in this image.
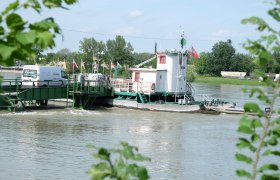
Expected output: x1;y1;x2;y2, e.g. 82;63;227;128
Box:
112;79;155;94
0;78;22;95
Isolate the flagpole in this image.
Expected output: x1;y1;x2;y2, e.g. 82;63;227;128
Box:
81;60;82;74
72;59;74;75
103;61;105;74
110;60;112;78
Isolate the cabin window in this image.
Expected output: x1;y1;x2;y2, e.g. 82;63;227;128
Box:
23;69;37;78
159;55;166;64
135;72;140;82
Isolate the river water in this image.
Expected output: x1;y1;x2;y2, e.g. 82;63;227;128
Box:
0;81;279;179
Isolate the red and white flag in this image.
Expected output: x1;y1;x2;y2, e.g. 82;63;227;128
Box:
111;62;116;69
73;59;79;69
188;46;200;59
102;62;109;69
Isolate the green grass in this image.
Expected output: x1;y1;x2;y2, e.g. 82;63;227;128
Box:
194;76;265;86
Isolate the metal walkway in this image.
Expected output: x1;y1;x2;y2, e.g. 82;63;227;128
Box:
0;77;114;111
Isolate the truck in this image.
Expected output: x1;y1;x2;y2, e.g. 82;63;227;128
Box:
21;65;68;87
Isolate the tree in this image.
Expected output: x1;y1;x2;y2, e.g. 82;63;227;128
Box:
57;48;71;60
0;0;78;66
79;37;106;73
132;52;155;67
106;35;134;66
194;52;209;75
230;53;254;74
206;41;235;76
236;0;280;179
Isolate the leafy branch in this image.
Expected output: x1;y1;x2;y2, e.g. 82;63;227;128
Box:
88;141;151;180
236;1;280;179
0;0;78;65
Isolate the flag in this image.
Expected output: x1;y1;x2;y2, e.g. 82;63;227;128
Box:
188;46;200;59
94;64;99;69
101;62;109;69
117;62;122;69
63;59;67;70
81;60;85;69
111;62;116;69
93;56;98;61
73;59;78;69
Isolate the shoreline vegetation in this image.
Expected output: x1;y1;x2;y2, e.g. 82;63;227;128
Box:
193;76;265;86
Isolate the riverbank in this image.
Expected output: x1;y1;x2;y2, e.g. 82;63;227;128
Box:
194;76;264;86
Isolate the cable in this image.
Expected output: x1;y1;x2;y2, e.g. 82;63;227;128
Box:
61;28;220;42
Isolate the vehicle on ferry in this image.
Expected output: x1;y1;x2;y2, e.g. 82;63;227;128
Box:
21;65;68;87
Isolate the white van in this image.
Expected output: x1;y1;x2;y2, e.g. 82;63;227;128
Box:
22;65;68;87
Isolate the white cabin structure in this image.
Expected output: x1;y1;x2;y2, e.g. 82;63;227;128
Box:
129;68;156;93
118;50;188;95
155;51;187;93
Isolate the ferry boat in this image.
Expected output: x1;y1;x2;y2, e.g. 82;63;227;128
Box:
107;42;236;113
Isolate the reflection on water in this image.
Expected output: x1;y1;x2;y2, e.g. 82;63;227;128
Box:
0;83;278;179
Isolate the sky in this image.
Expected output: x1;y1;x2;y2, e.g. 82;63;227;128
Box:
1;0;275;54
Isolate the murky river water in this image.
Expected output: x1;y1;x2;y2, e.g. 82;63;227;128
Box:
0;76;279;179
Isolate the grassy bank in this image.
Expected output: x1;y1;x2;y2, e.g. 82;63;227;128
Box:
194;76;265;86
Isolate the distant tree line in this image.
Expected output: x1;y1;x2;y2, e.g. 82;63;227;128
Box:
30;35;155;74
191;41;280;77
23;36;280;77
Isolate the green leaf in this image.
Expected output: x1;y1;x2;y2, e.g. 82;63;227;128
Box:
239;116;252;127
259;164;279;172
64;0;78;5
236;138;251;149
134;154;151;162
6;13;25;31
261;174;280;180
241;17;268;31
2;0;19;15
95;148;110;161
236;169;251;178
244;103;265;117
252;119;263;128
137;166;149;180
43;0;63;8
23;0;42;13
30;18;60;32
126;164;138;177
268;8;280;22
238;126;253;134
251;133;260;143
88;162;111;180
36;31;55;48
267;136;278;146
259;51;272;66
235;153;253;164
15;30;37;45
272;127;280;137
0;26;4;35
0;44;17;61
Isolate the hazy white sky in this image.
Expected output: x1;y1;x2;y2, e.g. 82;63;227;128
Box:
1;0;274;54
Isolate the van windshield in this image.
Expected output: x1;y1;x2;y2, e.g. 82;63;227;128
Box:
23;69;37;78
61;71;68;79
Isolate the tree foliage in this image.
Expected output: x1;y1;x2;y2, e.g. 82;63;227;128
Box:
236;1;280;179
88;141;151;180
106;35;134;66
194;41;254;76
206;41;235;76
0;0;78;66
